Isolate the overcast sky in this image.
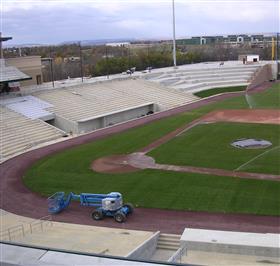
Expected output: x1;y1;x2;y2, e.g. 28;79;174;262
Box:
1;0;279;45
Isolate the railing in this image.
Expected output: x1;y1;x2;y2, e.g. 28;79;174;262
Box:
0;215;53;242
0;224;25;242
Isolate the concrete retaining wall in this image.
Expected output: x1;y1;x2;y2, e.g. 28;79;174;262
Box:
167;247;186;263
52;104;154;134
181;229;280;258
53;115;78;134
104;105;154;127
77;118;103;134
185;241;280;258
126;231;160;260
247;64;273;90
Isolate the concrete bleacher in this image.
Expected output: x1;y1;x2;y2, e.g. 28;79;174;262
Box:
144;63;262;93
0;78;198;158
101;79;198;110
0;106;66;160
33;79;199;123
33;80;151;123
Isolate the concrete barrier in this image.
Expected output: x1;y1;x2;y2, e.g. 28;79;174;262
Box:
181;228;280;258
247;64;274;91
126;231;160;260
167;247;186;263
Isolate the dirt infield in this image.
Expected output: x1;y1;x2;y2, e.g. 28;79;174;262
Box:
92;108;280;181
92;152;280;181
1;81;280;234
202;109;280;125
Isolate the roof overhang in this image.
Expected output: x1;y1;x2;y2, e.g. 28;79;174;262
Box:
0;65;32;83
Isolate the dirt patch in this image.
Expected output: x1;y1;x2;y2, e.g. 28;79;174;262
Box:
201;109;280;125
92;155;139;173
92;153;156;174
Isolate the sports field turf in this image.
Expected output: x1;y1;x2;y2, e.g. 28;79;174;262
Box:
194;86;246;98
24;83;280;216
149;122;280;174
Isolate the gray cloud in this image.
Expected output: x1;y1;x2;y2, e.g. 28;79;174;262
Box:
2;0;279;45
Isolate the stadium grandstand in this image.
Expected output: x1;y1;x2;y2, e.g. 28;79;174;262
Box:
144;62;264;93
0;60;274;161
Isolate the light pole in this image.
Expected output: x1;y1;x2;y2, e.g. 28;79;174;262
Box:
79;42;84;83
276;32;279;79
49;47;55;88
105;45;109;79
172;0;177;68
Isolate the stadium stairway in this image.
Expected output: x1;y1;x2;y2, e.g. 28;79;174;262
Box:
151;233;181;262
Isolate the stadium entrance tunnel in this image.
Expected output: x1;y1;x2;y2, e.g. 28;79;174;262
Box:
231;139;272;149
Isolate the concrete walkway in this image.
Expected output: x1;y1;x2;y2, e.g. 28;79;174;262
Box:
0;210;154;257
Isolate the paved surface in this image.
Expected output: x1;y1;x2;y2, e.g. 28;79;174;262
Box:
0;210;154;256
181;250;280;266
1;81;279;235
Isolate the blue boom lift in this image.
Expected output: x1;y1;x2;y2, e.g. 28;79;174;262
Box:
48;192;133;223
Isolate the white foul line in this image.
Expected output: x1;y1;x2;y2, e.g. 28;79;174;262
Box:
235;145;280;171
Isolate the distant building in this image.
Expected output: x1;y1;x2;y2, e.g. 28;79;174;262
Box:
106;42;130;47
177;34;276;47
63;56;80;63
6;56;43;86
0;59;32;94
238;54;260;63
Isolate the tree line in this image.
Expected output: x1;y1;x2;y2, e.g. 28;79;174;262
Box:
5;42;273;82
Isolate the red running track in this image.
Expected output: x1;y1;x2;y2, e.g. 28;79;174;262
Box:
0;81;279;234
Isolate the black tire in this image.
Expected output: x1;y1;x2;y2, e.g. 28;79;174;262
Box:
92;210;103;220
114;212;126;223
123;203;134;214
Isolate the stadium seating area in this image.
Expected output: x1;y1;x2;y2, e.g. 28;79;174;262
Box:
0;106;66;160
1;62;268;160
101;79;199;110
144;64;261;92
0;79;198;159
33;79;198;122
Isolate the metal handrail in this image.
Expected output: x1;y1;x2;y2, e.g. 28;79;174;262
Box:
0;224;25;241
0;215;53;242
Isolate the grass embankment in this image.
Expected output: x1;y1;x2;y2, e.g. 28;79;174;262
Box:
194;86;247;98
24;83;280;216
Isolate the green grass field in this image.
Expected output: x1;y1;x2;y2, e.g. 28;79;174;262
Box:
149;122;280;174
194;86;246;98
23;83;280;216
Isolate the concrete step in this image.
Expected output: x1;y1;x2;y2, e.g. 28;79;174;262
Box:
158;238;180;244
156;233;181;251
159;233;181;240
157;243;180;251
